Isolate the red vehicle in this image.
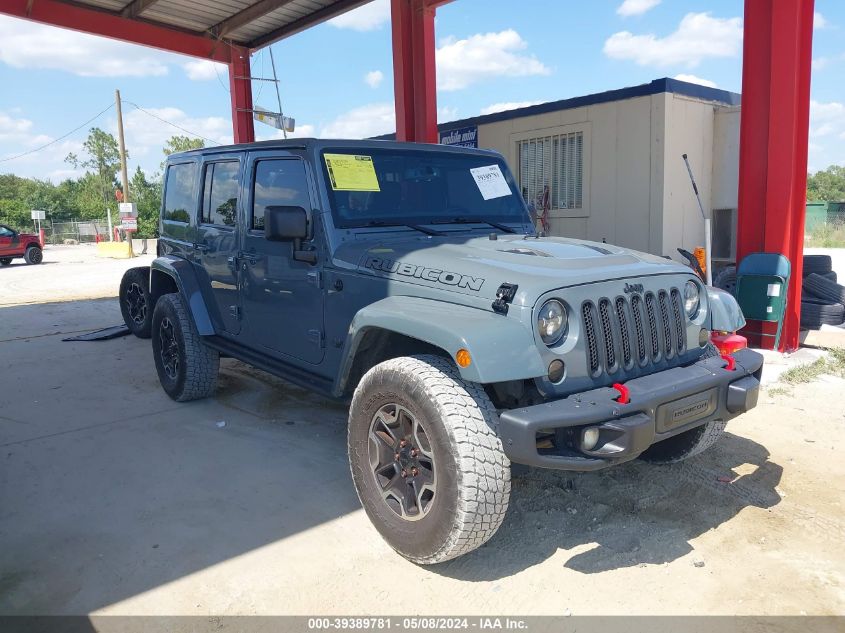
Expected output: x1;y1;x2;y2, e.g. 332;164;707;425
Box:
0;224;43;266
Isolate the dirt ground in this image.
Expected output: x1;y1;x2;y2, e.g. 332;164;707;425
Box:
1;245;843;617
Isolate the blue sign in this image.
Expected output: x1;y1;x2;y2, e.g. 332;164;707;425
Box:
440;126;478;148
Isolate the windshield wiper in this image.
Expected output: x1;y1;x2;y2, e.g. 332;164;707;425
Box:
365;220;445;236
432;217;517;234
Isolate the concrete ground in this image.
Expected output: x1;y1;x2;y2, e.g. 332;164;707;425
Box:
1;246;844;617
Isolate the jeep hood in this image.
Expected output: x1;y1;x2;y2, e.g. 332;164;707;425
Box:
334;233;693;305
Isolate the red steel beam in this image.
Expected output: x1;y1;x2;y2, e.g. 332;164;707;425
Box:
0;0;232;62
391;0;451;143
736;0;814;351
228;44;255;144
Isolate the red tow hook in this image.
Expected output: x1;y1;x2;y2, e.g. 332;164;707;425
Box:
721;354;736;371
612;382;630;404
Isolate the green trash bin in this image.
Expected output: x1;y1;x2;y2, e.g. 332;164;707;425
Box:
735;253;791;350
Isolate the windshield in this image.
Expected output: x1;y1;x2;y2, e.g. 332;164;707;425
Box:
320;148;529;229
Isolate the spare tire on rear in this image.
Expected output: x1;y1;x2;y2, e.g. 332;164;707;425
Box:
803;273;845;305
119;266;153;338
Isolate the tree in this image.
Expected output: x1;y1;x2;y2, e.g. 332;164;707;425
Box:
807;165;845;202
130;166;162;238
162;135;204;169
66;127;123;218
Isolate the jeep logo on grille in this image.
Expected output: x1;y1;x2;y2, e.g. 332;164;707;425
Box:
624;282;644;294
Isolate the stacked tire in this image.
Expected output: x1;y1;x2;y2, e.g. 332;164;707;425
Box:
801;255;845;329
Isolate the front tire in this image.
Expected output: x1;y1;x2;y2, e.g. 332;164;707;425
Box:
119;267;153;338
151;293;219;402
348;355;510;564
638;420;726;464
24;246;42;265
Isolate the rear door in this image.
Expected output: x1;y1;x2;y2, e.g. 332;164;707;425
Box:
239;152;325;364
193;154;244;335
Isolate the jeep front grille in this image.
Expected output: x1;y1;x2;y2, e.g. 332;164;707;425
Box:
582;287;687;377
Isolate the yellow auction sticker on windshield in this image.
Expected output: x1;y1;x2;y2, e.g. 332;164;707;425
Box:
324;154;380;192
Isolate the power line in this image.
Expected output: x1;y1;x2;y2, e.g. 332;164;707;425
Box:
122;100;221;146
0;103;114;164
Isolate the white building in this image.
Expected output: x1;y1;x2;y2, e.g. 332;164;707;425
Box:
436;78;741;264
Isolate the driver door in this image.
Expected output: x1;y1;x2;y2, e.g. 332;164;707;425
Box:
239;153;325;364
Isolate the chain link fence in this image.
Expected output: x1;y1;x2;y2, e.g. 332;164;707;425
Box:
47;220;110;245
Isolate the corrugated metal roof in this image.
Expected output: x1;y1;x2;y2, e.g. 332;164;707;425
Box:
68;0;372;49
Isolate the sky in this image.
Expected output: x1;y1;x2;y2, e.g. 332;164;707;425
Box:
1;0;844;182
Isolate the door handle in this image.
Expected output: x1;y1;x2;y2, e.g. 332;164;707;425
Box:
240;252;259;265
227;255;238;270
194;243;209;252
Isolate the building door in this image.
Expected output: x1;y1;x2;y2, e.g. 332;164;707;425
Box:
240;155;324;364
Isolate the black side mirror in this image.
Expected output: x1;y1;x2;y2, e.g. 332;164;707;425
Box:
263;205;317;264
265;205;307;241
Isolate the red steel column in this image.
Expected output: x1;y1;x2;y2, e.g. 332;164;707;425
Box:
736;0;814;351
391;0;439;143
229;45;255;144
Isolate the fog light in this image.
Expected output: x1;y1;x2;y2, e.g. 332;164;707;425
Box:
699;328;710;347
548;359;565;383
582;427;600;451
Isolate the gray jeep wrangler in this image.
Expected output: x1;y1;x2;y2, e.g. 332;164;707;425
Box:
120;139;763;564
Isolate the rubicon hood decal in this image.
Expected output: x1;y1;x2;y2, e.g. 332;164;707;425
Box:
365;256;485;292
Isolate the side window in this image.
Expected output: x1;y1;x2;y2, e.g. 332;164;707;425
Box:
163;163;196;223
0;226;14;237
201;161;239;227
252;159;310;230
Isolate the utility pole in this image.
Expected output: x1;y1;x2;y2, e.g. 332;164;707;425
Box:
115;89;133;254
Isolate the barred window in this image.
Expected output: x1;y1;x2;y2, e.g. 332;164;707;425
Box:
518;131;583;210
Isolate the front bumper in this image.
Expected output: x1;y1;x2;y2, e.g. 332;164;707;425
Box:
498;348;764;471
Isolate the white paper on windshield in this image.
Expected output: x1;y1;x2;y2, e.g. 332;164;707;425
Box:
470;164;511;200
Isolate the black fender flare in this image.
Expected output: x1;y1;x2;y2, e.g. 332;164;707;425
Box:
149;256;215;336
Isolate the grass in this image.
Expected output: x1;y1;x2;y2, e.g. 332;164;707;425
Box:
806;219;845;248
774;347;845;390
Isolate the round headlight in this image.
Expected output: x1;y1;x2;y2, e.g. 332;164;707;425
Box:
684;281;700;318
538;299;567;346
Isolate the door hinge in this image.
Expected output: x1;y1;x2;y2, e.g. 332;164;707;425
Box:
307;270;323;289
229;305;242;320
307;329;325;348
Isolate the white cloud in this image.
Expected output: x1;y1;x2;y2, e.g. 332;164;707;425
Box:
329;0;389;31
814;12;829;30
0;111;34;141
436;30;551;91
617;0;661;17
364;70;384;89
183;60;227;81
438;106;458;122
603;12;743;68
319;103;395;139
122;107;232;157
673;74;718;88
480;101;544;115
808;100;845;170
0;16;169;77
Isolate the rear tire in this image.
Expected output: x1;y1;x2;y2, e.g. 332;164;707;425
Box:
24;246;42;265
348;354;510;564
119;267;153;338
0;258;11;266
151;293;219;402
639;420;726;464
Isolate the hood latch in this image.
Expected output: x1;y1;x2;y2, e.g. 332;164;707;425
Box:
492;283;518;315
